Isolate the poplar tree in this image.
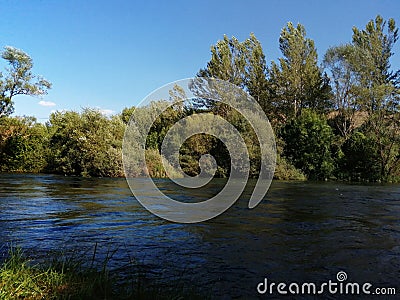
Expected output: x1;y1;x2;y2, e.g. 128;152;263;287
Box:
270;22;331;119
351;15;400;180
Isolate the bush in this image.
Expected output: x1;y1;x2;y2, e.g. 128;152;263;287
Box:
0;116;49;172
280;109;335;180
144;149;183;178
47;109;125;177
274;155;306;180
339;131;381;181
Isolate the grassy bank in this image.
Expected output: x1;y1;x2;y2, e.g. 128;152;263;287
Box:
0;246;206;300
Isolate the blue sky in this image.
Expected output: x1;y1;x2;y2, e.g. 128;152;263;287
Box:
1;0;399;121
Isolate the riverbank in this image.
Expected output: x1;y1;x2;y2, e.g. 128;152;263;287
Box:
0;246;207;300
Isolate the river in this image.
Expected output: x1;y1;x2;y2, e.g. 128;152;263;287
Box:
0;173;399;298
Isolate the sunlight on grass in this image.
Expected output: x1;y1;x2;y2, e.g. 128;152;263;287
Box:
0;247;112;299
0;245;208;300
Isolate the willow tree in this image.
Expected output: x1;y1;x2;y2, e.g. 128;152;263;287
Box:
0;46;51;117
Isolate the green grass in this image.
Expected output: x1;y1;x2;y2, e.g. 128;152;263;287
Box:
0;246;113;300
0;245;208;300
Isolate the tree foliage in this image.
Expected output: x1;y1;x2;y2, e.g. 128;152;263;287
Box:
340;131;380;181
0;47;51;116
198;33;271;116
0;116;49;172
351;16;400;181
323;44;359;138
280;110;335;179
270;22;332;119
48;109;124;177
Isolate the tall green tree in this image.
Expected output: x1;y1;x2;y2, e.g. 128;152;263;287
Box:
351;15;398;113
270;22;332;119
197;33;271;115
323;44;360;138
244;33;271;116
0;46;51;117
196;35;271;177
351;15;400;181
198;35;246;88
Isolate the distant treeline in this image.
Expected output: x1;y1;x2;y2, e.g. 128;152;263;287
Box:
1;15;400;182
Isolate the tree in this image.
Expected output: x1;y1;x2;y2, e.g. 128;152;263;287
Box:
198;35;246;88
323;44;359;138
244;33;271;116
120;106;135;124
195;35;277;177
0;116;49;172
48;109;124;177
351;15;400;181
197;33;271;116
270;22;332;119
0;46;51;117
351;15;398;113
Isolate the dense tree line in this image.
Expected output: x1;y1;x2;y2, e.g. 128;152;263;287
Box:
196;15;400;182
1;15;399;182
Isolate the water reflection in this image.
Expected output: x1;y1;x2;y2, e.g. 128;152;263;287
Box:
0;174;399;298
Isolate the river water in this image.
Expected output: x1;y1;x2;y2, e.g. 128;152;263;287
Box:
0;174;399;298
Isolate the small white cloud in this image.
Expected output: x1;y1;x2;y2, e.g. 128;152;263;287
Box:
38;100;56;107
98;108;115;115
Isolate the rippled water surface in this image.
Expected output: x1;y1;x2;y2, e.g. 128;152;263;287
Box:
0;174;399;298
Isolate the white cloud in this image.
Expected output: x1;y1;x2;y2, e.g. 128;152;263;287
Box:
38;100;56;107
98;108;115;115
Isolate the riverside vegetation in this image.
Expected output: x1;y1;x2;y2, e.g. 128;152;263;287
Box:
1;15;400;182
0;245;207;299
